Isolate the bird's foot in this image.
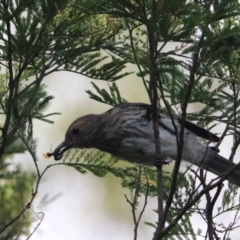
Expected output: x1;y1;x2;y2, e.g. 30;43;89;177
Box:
154;156;173;166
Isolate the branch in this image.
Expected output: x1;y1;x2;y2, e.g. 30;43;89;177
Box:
126;20;150;98
0;58;51;145
199;169;222;240
25;212;44;240
160;161;240;236
0;0;15;160
124;167;149;240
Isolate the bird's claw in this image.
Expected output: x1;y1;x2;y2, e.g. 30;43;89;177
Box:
154;156;173;166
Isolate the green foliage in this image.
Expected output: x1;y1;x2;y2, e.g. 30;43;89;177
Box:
162;173;198;240
86;82;127;106
0;0;132;238
221;184;239;210
0;124;36;240
61;149;166;195
1;0;240;239
84;0;240;140
0;161;36;240
0;0;129;82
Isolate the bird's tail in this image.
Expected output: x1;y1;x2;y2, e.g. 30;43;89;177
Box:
197;149;240;187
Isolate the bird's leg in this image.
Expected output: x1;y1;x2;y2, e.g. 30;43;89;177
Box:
154;155;173;166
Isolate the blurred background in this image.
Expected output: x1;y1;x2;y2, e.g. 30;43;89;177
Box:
14;70;156;240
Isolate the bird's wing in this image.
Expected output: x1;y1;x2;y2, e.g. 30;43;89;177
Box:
119;103;221;142
159;109;220;142
179;118;220;142
115;103;220;142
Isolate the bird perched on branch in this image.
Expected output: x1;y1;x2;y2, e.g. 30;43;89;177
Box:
53;103;240;186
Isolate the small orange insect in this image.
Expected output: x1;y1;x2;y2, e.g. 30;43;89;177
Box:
43;152;53;159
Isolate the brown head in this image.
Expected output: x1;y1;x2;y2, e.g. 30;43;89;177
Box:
53;114;99;160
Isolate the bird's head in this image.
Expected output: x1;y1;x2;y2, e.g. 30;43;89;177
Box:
53;114;98;160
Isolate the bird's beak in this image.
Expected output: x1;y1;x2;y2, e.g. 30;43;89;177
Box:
53;141;71;160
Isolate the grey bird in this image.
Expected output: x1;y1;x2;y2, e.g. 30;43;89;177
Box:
53;103;240;186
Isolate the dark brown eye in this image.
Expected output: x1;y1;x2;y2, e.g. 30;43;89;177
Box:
72;128;79;134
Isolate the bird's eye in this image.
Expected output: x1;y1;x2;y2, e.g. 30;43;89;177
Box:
72;128;79;135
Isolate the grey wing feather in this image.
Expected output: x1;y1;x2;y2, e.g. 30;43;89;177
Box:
116;103;220;142
181;119;220;142
160;109;220;142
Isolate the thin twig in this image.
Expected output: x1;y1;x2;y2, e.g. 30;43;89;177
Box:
126;20;150;98
0;0;15;160
124;167;149;240
0;187;18;217
159;161;240;237
161;35;205;234
16;129;41;178
0;162;62;233
25;212;45;240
